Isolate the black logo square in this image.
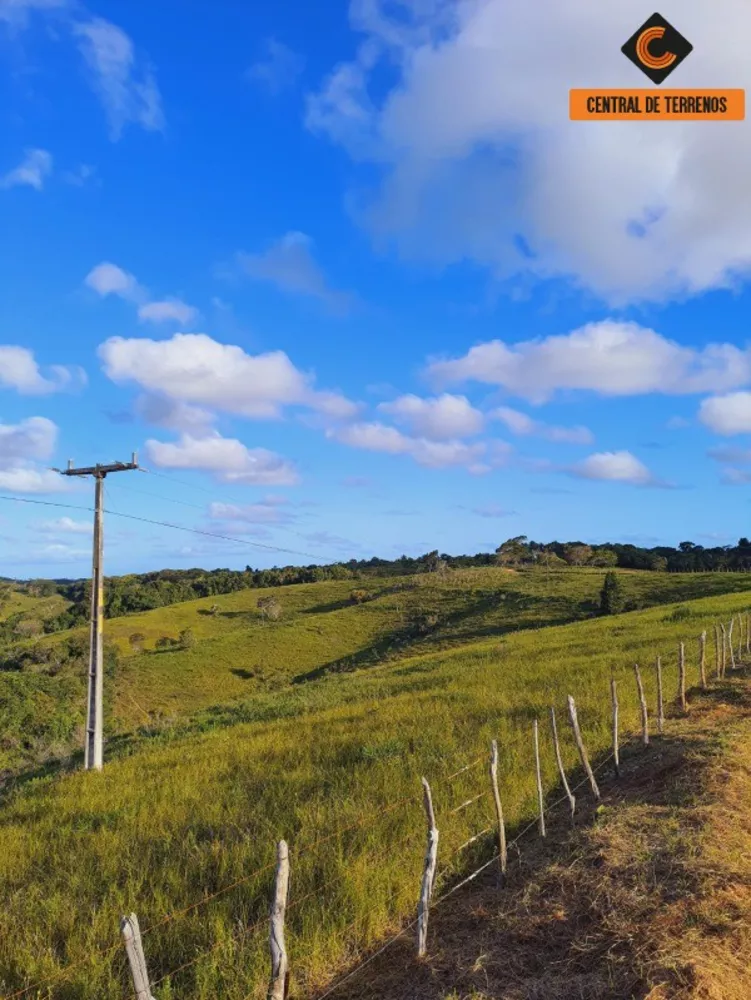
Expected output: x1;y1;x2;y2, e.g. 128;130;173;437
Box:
621;13;693;85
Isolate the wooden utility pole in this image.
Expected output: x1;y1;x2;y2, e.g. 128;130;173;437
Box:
57;455;138;770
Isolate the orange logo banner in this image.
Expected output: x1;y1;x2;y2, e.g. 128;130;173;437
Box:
570;89;745;121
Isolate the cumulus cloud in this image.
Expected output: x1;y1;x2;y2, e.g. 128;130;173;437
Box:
329;419;498;470
84;261;142;300
0;345;85;394
699;392;751;435
237;232;351;313
307;0;751;304
0;148;52;190
571;450;657;486
248;38;304;94
428;321;751;403
138;299;198;326
378;393;483;440
134;394;215;434
99;332;357;421
73;17;164;139
145;432;300;486
0;416;57;460
491;406;593;444
0;466;67;493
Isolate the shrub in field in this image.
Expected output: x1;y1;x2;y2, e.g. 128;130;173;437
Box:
155;636;175;650
349;589;372;604
600;571;625;615
128;633;146;652
257;596;282;621
178;628;197;650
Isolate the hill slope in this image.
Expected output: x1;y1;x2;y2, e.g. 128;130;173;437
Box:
1;582;750;999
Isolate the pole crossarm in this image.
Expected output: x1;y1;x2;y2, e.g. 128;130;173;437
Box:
57;454;139;478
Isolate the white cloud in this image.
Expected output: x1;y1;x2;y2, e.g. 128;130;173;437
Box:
99;332;357;420
237;232;351;312
84;261;142;300
708;445;751;465
699;392;751;435
378;393;483;440
428;321;751;403
491;406;592;444
73;17;164;139
35;516;91;534
329;419;490;469
0;416;57;460
248;38;304;94
308;0;751;304
0;466;67;493
137;299;198;326
63;163;96;186
0;148;52;190
0;345;85;394
572;450;655;486
145;432;300;486
208;500;293;525
134;394;215;434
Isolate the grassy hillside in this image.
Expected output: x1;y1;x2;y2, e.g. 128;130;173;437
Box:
0;581;750;999
3;567;751;779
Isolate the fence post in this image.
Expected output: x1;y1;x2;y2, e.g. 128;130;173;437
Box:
489;740;507;874
533;719;546;838
121;914;155;1000
699;630;707;690
634;664;649;745
550;706;576;819
714;624;721;680
610;678;620;777
567;695;600;801
678;642;687;713
417;777;438;958
656;656;664;735
268;840;290;1000
721;623;728;677
728;618;736;671
738;616;744;664
747;611;750;656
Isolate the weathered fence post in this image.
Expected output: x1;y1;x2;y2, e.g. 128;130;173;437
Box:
489;740;507;874
610;678;620;777
714;624;721;680
656;656;664;735
417;778;438;957
678;642;687;713
721;623;728;678
634;664;649;745
728;618;737;671
121;914;155;1000
550;706;576;818
567;695;600;801
738;616;744;664
268;840;290;1000
699;630;707;690
746;611;750;656
533;719;546;838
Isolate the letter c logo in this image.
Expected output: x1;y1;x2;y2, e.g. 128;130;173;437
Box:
636;26;677;70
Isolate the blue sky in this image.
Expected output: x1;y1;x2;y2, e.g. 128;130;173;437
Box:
2;0;751;578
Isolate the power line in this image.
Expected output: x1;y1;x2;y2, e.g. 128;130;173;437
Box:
0;495;341;563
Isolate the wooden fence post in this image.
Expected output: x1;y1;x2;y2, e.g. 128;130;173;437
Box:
656;656;664;736
567;695;600;801
738;616;744;664
746;611;750;656
417;778;438;958
489;740;507;874
721;623;728;678
634;664;649;745
550;706;576;819
533;719;545;838
121;913;155;1000
699;631;707;690
268;840;290;1000
678;642;687;713
714;624;721;680
610;678;620;777
728;619;736;671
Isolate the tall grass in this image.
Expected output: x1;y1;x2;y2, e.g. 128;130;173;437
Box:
0;587;748;999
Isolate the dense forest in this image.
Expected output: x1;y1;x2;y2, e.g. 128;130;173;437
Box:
4;536;751;635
